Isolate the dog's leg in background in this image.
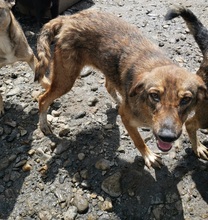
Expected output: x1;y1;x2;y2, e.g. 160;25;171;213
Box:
185;104;208;159
0;94;4;116
118;104;162;168
105;78;121;105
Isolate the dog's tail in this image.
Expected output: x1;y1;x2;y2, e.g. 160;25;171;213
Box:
35;17;64;83
165;6;208;56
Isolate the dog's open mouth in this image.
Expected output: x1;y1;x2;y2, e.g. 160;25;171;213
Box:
157;139;173;152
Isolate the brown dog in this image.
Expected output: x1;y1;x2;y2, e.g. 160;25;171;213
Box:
165;6;208;161
0;0;50;115
35;9;206;168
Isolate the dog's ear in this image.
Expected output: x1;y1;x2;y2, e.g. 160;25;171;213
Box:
129;73;147;97
129;81;145;97
198;85;208;100
196;79;207;100
5;0;15;8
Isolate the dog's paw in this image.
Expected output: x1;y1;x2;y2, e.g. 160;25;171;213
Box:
194;141;208;160
143;150;163;168
40;122;53;135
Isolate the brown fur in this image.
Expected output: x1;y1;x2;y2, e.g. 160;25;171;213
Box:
165;6;208;161
0;0;50;115
35;9;206;168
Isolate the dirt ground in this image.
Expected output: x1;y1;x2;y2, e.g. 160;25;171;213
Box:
0;0;208;219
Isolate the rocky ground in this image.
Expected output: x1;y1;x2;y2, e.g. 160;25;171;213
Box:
0;0;208;219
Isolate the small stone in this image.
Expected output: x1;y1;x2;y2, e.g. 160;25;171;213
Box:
87;213;98;220
38;165;48;175
152;205;163;220
104;124;113;130
54;142;69;155
72;172;81;183
22;163;32;172
90;193;97;199
74;111;86;119
47;114;54;122
88;97;99;106
101;172;122;197
59;127;70;137
38;210;52;220
81;180;90;189
80;66;93;77
95;158;111;171
28;149;35;156
159;42;164;47
5;119;17;127
73;194;89;214
7;87;20;96
117;146;125;153
15;159;27;168
54;188;66;203
80;169;89;179
19;127;27;136
30;108;39;115
63;206;78;220
31;90;42;100
78;153;85;160
99;197;113;212
25;31;35;37
91;86;98;91
97;196;104;202
59;173;68;184
180;34;187;41
8;154;17;162
51;110;61;117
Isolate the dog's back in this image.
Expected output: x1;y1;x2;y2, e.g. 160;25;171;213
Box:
36;10;171;84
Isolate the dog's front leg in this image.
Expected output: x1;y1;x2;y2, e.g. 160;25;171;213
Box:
119;105;162;168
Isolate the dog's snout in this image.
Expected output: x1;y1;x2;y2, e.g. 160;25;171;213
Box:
158;129;178;143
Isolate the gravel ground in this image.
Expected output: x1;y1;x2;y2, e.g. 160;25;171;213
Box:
0;0;208;219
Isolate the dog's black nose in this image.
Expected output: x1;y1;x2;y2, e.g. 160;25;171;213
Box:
158;129;178;143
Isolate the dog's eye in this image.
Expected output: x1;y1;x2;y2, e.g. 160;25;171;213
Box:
180;97;192;106
149;93;160;102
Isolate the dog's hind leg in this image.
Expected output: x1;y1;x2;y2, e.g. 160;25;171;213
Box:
38;57;82;134
27;54;51;90
185;102;208;160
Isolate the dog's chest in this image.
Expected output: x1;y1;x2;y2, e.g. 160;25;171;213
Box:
0;34;16;64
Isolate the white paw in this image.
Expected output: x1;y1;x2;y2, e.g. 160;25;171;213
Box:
194;141;208;160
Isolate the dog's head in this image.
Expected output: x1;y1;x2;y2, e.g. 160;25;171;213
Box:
0;0;14;30
129;65;206;152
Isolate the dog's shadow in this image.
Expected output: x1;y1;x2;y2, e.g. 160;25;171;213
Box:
0;101;39;219
1;100;207;219
38;106;185;219
172;149;208;203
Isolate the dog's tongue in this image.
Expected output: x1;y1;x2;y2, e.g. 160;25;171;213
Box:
157;139;172;152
